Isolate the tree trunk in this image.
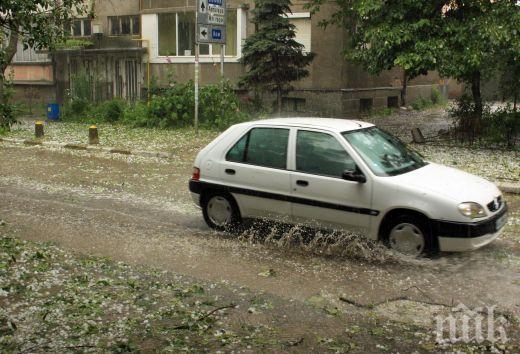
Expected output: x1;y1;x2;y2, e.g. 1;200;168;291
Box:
0;31;19;79
401;71;408;107
0;31;19;129
470;70;483;135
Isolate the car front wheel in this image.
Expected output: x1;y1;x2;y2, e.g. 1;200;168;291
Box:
384;215;438;256
202;192;242;232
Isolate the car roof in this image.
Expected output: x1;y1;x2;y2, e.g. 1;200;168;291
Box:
240;117;374;133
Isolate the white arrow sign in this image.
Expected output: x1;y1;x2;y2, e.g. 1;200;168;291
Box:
200;0;208;14
199;26;209;40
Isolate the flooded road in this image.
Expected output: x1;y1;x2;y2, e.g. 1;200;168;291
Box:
1;144;519;336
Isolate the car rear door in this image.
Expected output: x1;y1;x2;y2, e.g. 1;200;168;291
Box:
289;129;375;234
219;126;293;220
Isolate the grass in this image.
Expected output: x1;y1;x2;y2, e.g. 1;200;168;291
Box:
7;121;220;156
0;235;278;352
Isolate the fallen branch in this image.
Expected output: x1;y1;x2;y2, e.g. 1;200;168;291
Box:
340;286;454;309
284;337;304;347
173;304;237;330
339;296;410;309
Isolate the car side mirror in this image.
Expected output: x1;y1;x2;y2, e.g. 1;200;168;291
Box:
342;169;367;184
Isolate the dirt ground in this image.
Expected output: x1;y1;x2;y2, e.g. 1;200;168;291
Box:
1;138;519;351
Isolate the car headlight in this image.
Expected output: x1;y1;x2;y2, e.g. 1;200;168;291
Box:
458;202;487;219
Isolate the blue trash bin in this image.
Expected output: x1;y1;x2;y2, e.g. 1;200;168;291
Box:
47;103;60;121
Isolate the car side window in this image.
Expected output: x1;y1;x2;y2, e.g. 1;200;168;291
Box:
226;128;290;169
296;130;356;178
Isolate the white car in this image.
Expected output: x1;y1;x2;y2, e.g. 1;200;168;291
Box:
189;118;508;255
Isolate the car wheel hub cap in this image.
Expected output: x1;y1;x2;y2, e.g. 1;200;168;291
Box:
207;197;232;227
389;223;425;255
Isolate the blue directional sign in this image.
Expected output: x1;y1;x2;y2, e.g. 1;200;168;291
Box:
197;0;226;44
197;24;226;44
212;29;222;40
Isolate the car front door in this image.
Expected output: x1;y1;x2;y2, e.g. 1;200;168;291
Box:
220;126;293;220
289;129;374;234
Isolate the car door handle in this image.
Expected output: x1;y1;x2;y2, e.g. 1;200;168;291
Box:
225;169;236;175
296;180;309;187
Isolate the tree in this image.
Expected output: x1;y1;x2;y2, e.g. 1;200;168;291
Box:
240;0;315;114
307;0;442;106
495;3;520;111
435;0;519;130
0;0;87;128
308;0;519;131
498;51;520;110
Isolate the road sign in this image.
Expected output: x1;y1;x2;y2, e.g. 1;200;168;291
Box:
197;0;226;44
197;24;226;44
195;0;227;135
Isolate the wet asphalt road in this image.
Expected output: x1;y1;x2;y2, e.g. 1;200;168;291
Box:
1;144;519;322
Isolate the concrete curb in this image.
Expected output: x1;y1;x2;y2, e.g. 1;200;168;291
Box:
496;182;520;195
2;136;519;194
0;137;174;160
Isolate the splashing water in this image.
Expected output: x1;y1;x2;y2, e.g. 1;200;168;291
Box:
236;221;407;264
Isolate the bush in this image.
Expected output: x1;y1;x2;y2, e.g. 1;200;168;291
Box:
123;80;249;130
450;95;519;148
431;87;445;105
96;100;126;123
410;97;433;111
481;106;520;148
0;76;19;130
62;75;249;131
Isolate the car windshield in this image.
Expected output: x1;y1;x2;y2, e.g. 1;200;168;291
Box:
342;127;427;177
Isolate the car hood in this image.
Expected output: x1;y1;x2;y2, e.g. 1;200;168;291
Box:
389;163;501;205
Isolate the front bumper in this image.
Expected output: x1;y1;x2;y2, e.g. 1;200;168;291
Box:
434;204;508;252
438;228;504;252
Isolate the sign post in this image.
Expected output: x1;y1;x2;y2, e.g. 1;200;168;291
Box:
194;44;200;134
196;0;227;132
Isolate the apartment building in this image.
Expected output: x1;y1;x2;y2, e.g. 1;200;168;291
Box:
13;0;460;116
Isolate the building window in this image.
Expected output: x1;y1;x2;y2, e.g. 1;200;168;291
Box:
287;13;311;52
388;96;399;108
282;97;306;112
109;16;140;36
158;10;238;57
360;98;373;112
70;19;92;37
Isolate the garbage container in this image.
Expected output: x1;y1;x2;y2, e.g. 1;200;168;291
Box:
47;103;60;121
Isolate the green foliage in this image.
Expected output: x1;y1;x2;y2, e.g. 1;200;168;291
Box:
0;0;87;117
367;107;395;118
0;75;19;130
430;87;445;105
63;78;249;131
306;0;439;106
0;1;87;53
124;80;249;130
55;39;94;50
410;97;434;111
452;97;519;148
308;0;520;123
95;100;126;123
481;107;520;148
498;50;520;107
410;88;445;111
240;0;315;111
0;125;8;136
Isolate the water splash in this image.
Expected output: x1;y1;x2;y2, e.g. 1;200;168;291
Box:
236;221;405;264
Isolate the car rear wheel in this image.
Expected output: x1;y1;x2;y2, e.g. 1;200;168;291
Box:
202;192;241;232
384;215;437;256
